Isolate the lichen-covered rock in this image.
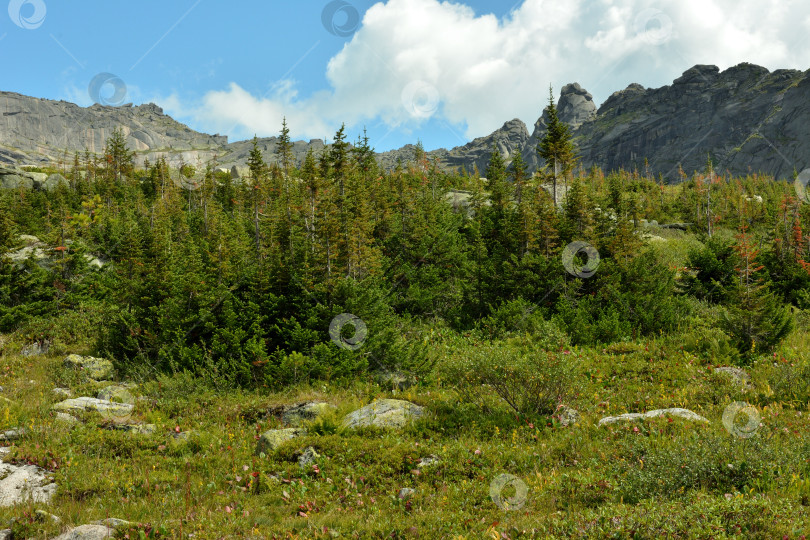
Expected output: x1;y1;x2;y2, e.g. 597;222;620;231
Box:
52;524;114;539
281;402;336;427
91;518;133;529
0;427;26;441
55;412;80;426
52;397;133;417
53;387;73;398
97;385;134;403
255;428;306;455
341;399;425;429
0;448;57;506
298;446;320;469
599;408;709;426
64;354;114;380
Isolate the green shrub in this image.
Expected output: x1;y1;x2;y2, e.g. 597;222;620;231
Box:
442;341;582;418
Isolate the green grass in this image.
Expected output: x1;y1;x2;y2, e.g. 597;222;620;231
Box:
0;317;810;538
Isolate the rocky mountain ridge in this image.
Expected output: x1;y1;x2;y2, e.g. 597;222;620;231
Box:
2;62;809;182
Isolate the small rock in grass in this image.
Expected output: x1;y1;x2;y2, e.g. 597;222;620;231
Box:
398;487;415;499
51;524;115;539
34;509;61;524
0;428;25;441
256;428;306;455
417;455;440;468
53;387;72;398
298;446;320;468
598;408;708;426
556;405;580;427
91;518;134;529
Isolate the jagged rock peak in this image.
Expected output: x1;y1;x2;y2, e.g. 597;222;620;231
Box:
556;82;597;129
673;64;720;85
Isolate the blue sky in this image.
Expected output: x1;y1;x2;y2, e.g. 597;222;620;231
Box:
3;0;810;152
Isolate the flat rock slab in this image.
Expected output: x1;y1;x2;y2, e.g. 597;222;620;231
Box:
341;399;425;429
255;428;306;455
599;408;709;426
0;448;57;506
63;355;114;381
52;524;114;539
52;397;133;418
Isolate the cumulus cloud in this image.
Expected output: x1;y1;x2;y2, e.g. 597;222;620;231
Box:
161;0;810;148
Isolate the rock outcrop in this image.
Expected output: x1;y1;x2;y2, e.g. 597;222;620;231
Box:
341;399;425;429
3;62;810;182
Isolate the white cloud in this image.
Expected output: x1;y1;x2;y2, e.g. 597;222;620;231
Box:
160;0;810;148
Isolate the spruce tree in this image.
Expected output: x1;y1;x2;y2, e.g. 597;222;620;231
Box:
538;86;576;207
722;227;793;360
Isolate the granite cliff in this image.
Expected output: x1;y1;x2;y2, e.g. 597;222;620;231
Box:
2;62;808;182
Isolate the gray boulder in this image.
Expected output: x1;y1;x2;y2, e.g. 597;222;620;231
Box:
255;428;306;455
0;448;57;506
599;407;709;426
43;173;69;190
341;399;425;429
64;354;114;380
52;524;115;539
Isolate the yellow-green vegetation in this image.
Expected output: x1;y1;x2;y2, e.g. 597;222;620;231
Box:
1;319;810;538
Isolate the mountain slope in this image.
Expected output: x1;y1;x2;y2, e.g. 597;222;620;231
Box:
2;62;808;181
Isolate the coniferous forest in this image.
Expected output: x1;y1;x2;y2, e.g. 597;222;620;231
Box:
2;111;810;537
